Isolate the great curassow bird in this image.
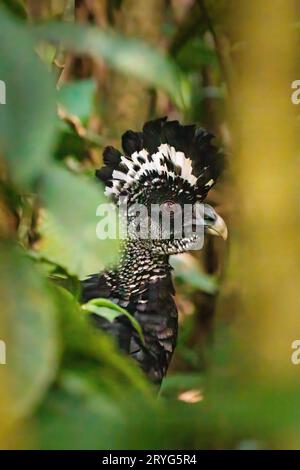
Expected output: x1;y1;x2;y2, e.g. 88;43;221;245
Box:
81;117;227;385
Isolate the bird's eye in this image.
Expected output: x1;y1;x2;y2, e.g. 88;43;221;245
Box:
203;204;217;222
162;200;180;215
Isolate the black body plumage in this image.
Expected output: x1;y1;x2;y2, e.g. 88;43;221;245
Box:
81;117;224;385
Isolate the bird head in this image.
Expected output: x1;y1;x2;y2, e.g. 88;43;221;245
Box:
96;117;227;255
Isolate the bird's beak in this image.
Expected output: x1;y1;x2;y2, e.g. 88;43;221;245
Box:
204;205;228;240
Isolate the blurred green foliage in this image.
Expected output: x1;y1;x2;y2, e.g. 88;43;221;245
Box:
34;21;187;109
58;79;96;123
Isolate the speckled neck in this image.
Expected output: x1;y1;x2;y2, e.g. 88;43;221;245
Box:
104;240;172;301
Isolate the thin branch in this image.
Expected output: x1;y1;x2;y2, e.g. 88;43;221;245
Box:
197;0;235;96
58;105;104;146
169;3;204;57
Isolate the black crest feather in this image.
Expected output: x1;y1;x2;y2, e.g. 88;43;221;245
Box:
96;117;224;202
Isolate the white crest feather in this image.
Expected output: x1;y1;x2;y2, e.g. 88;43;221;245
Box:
105;144;198;198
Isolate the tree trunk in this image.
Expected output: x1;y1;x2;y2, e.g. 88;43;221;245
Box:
104;0;165;139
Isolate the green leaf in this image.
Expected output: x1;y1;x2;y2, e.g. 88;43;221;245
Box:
51;285;151;397
27;250;82;298
171;256;218;294
175;37;218;71
82;298;145;346
82;305;119;323
38;165;119;278
0;244;59;419
33;22;186;109
0;10;57;187
58;79;96;123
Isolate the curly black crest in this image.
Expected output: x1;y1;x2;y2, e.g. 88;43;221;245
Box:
96;117;224;204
